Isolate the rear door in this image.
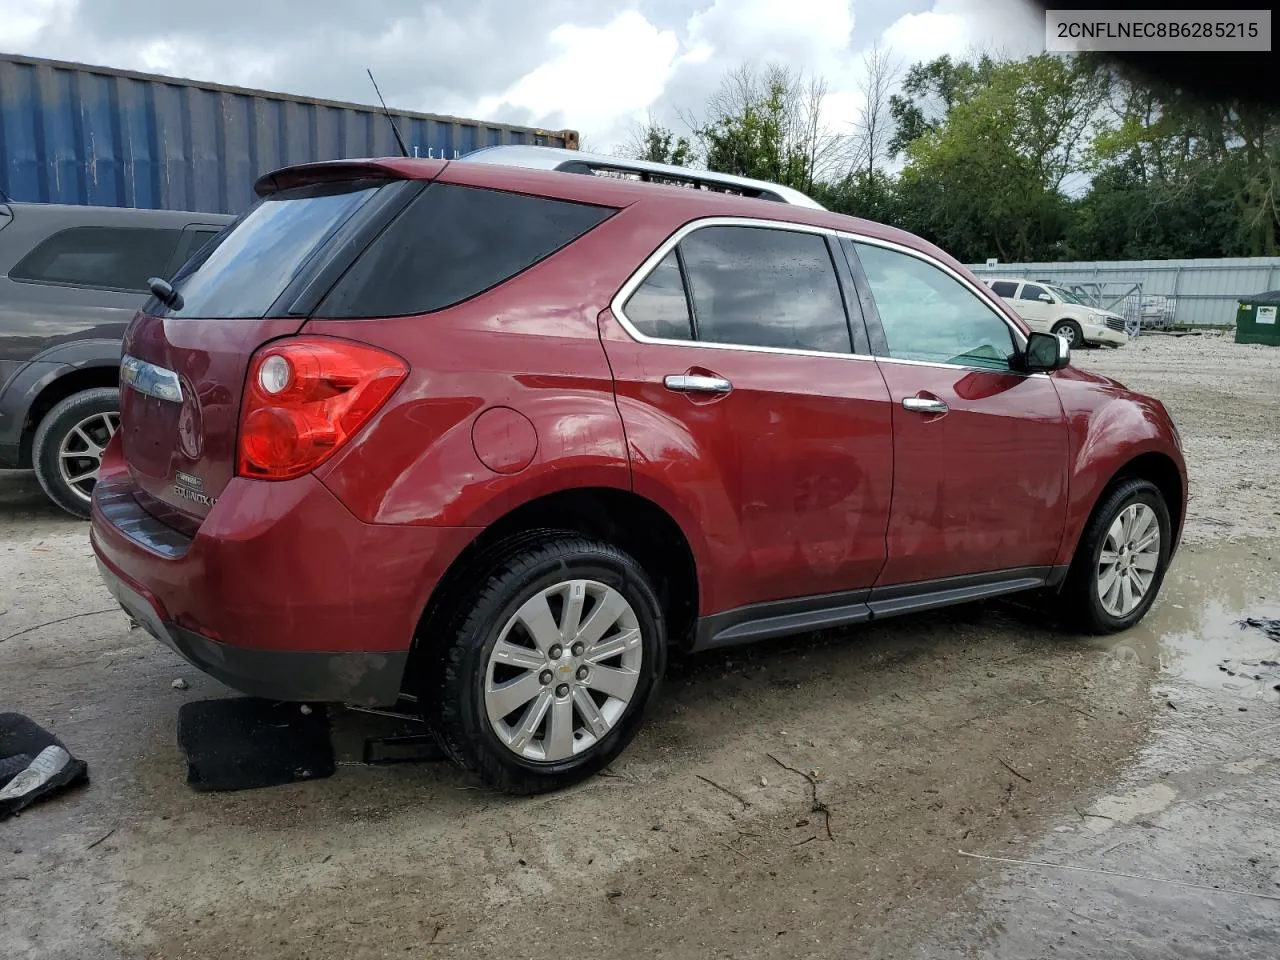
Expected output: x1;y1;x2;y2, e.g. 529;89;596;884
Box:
600;221;894;616
843;238;1069;587
118;177;419;524
0;219;186;369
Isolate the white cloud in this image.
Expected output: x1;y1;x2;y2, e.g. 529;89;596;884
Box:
882;0;1044;64
0;0;1049;159
685;0;855;63
0;0;74;47
478;10;685;148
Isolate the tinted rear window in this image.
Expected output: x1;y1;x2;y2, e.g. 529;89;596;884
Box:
161;181;381;318
11;226;181;292
317;183;614;318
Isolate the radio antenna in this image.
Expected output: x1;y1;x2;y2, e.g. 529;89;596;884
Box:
367;68;410;158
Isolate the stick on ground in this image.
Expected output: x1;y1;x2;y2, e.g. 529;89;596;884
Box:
766;753;833;840
696;774;749;809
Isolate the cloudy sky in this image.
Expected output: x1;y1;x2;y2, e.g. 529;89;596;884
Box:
3;0;1046;152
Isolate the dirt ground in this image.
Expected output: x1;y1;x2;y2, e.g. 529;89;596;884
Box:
1;332;1277;960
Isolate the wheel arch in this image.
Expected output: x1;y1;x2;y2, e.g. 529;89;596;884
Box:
1061;449;1185;574
408;486;701;688
1106;451;1184;544
20;363;120;466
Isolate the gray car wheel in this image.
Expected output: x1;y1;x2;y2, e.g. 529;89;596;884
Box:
32;388;120;519
1052;319;1084;347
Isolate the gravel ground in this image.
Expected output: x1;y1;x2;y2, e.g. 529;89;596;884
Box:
1;333;1277;960
1074;332;1280;544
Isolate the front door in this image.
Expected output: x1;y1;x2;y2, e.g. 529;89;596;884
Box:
844;238;1069;586
600;223;895;617
1013;282;1055;332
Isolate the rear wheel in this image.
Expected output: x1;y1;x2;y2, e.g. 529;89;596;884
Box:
1052;319;1084;347
424;534;666;794
32;388;120;519
1060;478;1171;634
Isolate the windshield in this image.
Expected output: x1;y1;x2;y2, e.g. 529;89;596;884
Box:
1045;284;1087;306
158;180;383;318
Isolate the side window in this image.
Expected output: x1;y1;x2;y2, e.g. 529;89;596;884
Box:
623;251;693;340
10;226;182;292
678;226;851;353
1020;283;1049;302
852;241;1016;371
989;280;1018;297
320;183;615;317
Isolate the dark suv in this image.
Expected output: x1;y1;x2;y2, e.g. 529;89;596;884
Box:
0;199;232;516
91;158;1185;794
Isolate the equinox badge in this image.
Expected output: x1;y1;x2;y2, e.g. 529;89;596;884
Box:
173;471;215;507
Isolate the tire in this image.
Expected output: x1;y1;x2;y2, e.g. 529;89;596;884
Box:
1060;478;1172;635
423;533;666;794
1052;319;1084;347
32;388;120;520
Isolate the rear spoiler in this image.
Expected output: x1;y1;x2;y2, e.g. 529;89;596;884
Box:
254;158;448;197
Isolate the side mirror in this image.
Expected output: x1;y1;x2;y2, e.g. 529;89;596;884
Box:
1038;293;1054;303
1024;331;1069;372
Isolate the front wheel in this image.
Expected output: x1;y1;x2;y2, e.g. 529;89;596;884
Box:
424;534;666;794
32;388;120;519
1061;478;1172;634
1052;319;1084;347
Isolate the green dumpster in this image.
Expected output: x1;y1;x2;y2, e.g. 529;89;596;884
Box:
1236;290;1280;346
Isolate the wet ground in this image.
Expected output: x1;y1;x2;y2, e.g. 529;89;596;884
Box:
2;334;1278;959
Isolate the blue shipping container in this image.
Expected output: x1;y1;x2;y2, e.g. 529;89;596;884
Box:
0;53;578;214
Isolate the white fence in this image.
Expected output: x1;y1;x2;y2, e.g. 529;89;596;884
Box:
966;257;1280;327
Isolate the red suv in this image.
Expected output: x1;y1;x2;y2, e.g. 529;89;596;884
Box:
91;157;1187;793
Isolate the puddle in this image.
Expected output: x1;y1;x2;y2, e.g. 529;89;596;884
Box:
915;537;1280;960
1087;539;1280;706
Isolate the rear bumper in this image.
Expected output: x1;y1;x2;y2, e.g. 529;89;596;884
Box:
90;438;481;705
97;555;408;703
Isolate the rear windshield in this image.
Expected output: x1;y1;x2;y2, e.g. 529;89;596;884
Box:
160;180;381;318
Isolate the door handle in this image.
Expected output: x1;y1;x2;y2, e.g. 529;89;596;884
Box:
902;396;949;414
664;374;733;394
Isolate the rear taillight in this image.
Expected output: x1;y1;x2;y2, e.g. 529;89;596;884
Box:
237;337;407;481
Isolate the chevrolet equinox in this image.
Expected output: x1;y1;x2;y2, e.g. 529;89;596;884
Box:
91;156;1187;793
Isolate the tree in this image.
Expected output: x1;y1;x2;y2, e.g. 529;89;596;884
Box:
887;53;1000;157
696;63;847;193
617;114;692;166
850;42;902;180
1084;59;1280;257
895;55;1105;262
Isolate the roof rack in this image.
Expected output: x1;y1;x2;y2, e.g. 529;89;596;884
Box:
457;145;825;210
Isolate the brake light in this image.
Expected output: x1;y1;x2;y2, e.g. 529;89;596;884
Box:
237;337;407;480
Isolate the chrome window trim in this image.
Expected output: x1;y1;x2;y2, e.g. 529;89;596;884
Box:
609;215;1042;377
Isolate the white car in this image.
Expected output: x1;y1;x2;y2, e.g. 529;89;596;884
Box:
983;278;1129;348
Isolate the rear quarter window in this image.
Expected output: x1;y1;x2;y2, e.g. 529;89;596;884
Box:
317;183;615;318
10;226;182;292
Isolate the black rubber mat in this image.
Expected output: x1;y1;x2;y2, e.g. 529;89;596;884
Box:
177;698;334;791
0;713;89;818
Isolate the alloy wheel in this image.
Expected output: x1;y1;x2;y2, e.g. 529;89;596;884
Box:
57;412;119;503
484;579;643;762
1096;503;1161;618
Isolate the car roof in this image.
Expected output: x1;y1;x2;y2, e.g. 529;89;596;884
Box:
456;144;826;210
255;155;967;273
4;202;234;227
